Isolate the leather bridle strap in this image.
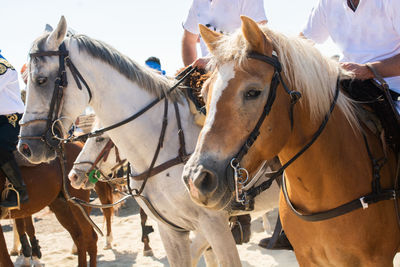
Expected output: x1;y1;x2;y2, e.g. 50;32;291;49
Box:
132;102;189;181
233;52;301;164
246;80;340;199
20;42;92;149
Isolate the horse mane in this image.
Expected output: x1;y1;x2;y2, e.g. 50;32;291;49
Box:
209;26;359;127
31;33;180;101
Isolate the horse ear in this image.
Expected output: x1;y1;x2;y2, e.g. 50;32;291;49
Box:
199;24;222;54
240;16;272;55
46;16;67;50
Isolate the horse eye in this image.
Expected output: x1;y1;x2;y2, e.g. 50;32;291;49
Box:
96;137;104;143
36;77;48;86
244;89;261;99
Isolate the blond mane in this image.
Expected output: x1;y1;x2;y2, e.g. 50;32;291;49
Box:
209;25;358;125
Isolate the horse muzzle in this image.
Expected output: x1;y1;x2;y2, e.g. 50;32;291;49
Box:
183;158;232;210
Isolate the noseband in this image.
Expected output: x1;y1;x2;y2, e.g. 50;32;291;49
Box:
73;139;126;184
19;42;92;150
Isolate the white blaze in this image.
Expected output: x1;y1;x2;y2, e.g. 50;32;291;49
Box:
202;62;235;135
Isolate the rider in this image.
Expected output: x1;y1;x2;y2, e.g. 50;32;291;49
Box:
301;0;400;145
181;0;268;245
0;50;28;208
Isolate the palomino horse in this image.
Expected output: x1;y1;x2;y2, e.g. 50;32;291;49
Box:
18;16;280;266
183;16;399;266
0;143;98;267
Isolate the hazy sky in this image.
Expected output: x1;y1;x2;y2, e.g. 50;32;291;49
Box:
2;0;339;85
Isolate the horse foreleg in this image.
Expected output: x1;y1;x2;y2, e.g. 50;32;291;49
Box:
15;217;32;261
190;231;211;267
139;208;153;256
10;219;20;256
198;214;241;267
24;216;42;264
158;224;191;267
49;197;88;267
0;224;13;267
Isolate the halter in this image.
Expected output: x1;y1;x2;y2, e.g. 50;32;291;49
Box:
73;139;127;184
19;42;92;150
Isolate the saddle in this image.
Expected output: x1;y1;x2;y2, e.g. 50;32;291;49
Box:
341;79;400;153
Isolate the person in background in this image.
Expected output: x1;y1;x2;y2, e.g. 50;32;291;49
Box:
182;0;268;69
0;50;28;208
145;56;166;75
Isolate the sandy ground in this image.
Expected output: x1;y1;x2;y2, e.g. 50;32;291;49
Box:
2;197;400;267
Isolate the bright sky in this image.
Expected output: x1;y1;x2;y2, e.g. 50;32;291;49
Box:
2;0;340;86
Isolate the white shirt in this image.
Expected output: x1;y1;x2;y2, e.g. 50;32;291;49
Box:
183;0;267;56
0;60;24;115
302;0;400;94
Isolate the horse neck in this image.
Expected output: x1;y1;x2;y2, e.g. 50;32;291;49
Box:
279;104;374;213
71;50;201;173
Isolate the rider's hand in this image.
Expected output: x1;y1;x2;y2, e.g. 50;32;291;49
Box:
191;57;210;70
340;62;374;80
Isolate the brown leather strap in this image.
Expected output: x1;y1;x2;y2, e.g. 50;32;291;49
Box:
132;156;185;181
365;63;389;90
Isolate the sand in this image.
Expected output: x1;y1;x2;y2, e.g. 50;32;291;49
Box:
2;197;400;267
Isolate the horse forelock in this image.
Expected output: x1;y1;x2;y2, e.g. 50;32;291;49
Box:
209;26;359;129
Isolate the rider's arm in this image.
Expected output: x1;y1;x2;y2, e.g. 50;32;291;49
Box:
182;30;199;67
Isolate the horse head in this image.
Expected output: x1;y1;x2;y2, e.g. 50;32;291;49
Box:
69;130;123;190
18;16;92;163
182;17;291;210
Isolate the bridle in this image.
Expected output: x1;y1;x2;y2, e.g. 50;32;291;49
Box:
19;42;92;150
227;51;303;206
73;139;127;184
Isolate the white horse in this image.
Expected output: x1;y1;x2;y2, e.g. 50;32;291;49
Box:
18;16;279;266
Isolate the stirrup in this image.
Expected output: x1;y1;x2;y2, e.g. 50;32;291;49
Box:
1;181;21;211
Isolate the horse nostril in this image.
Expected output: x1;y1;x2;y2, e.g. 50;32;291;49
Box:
193;170;218;195
69;173;78;183
21;143;31;158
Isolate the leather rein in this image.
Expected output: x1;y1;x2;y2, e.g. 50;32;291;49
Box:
230;51;400;222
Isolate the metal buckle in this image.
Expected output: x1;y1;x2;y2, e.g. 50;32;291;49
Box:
359;197;369;209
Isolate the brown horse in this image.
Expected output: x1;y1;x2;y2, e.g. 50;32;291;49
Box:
11;180;116;264
183;16;399;266
0;142;98;267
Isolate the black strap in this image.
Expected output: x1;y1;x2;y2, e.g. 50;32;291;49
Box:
282;172;398;222
73;66;196;142
247;79;340;199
